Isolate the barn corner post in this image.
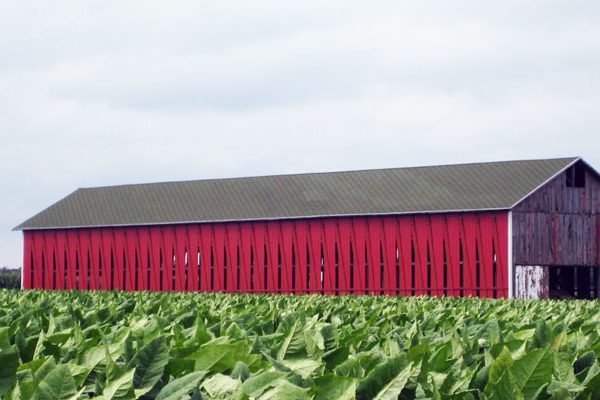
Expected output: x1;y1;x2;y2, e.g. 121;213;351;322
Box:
508;211;513;298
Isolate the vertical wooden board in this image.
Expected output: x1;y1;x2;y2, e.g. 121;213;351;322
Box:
239;223;253;292
337;218;352;294
161;227;175;291
212;224;226;292
352;218;368;294
366;218;383;295
23;232;33;289
199;225;214;292
397;217;413;296
124;229;138;291
186;225;200;291
461;215;479;297
429;217;447;297
88;230;102;290
382;217;398;295
55;231;68;290
294;221;309;293
136;228;150;291
445;215;462;297
42;231;56;289
323;220;337;295
101;229;115;290
413;216;430;296
478;215;496;298
78;230;91;291
66;230;80;290
149;227;163;291
280;221;295;294
225;224;241;292
113;229;127;291
253;222;267;292
495;213;509;298
266;223;281;293
308;220;323;293
174;226;189;291
31;232;44;289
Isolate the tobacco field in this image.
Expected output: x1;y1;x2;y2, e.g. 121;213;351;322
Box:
0;290;599;399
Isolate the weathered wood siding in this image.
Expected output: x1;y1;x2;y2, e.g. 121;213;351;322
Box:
513;163;600;266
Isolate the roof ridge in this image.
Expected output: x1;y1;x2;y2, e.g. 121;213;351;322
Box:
79;156;580;191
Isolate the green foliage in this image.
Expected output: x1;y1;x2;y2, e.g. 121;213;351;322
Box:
0;269;20;289
0;289;599;399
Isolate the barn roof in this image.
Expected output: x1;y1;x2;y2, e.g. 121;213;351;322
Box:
15;157;586;230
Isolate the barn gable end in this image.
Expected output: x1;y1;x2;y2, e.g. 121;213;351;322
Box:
511;160;600;298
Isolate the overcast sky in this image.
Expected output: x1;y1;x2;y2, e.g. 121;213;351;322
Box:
1;1;599;267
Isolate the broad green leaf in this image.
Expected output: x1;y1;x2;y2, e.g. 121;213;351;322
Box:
155;371;206;400
313;375;357;400
202;373;242;398
0;343;20;396
510;349;552;400
33;364;78;400
242;372;288;398
280;358;322;379
258;380;310;400
100;368;135;400
373;365;412;400
127;336;169;398
356;356;411;399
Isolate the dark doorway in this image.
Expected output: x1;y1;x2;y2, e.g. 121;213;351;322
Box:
549;266;599;299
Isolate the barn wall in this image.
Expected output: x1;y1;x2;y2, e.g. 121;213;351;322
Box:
22;211;509;298
512;164;600;267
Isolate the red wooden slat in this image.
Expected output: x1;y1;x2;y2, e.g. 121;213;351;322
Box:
239;223;253;292
495;213;509;298
294;221;309;293
125;229;138;291
323;220;337;295
199;225;213;292
430;217;446;297
149;227;163;291
478;215;495;298
175;226;189;291
113;228;128;291
337;218;352;294
461;215;479;297
212;224;226;292
66;230;80;290
54;230;67;290
23;233;33;289
280;221;295;294
226;224;240;292
162;227;177;291
266;223;280;293
352;218;368;294
413;216;430;296
398;217;413;296
101;229;115;290
308;220;323;293
43;231;56;290
32;232;44;289
367;218;383;295
187;225;200;291
89;230;102;290
382;218;398;295
445;215;462;297
253;223;267;292
79;230;93;290
136;228;150;291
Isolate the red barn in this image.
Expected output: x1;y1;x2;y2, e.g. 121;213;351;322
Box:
15;157;600;299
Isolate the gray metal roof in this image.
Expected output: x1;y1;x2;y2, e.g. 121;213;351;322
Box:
15;157;583;230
